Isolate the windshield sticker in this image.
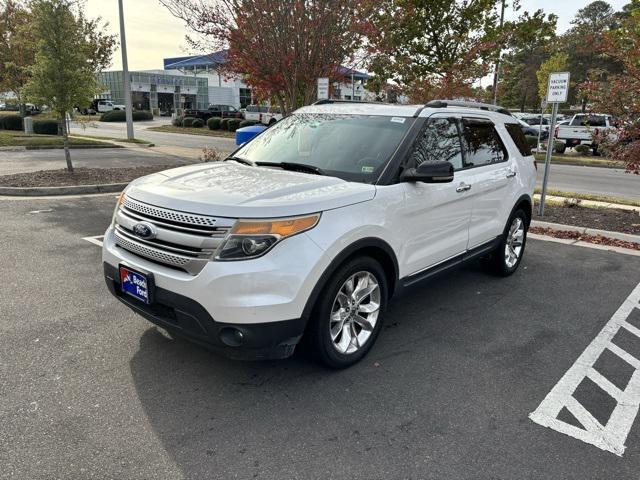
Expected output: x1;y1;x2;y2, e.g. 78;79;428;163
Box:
361;166;375;173
390;117;406;124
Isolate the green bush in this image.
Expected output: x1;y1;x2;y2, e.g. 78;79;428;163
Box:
239;120;259;128
192;118;204;128
33;120;59;135
0;114;23;131
554;141;567;154
171;116;184;127
227;118;242;132
525;135;538;149
100;110;153;122
575;144;591;155
207;117;221;130
220;118;231;130
182;116;196;127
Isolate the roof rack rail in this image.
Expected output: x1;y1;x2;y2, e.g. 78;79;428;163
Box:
425;100;512;117
312;99;377;106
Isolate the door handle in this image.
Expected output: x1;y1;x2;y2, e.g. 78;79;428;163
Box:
506;170;517;178
456;183;471;193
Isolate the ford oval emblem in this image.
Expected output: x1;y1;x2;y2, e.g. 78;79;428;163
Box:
132;221;157;240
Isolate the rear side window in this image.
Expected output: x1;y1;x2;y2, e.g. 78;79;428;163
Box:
460;119;507;167
505;123;532;156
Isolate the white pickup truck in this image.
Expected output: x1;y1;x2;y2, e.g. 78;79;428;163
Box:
554;113;618;153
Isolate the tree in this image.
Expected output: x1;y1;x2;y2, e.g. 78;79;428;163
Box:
0;0;36;115
580;0;640;173
560;1;622;109
367;0;514;102
159;0;373;115
536;52;568;106
497;10;557;111
24;0;115;172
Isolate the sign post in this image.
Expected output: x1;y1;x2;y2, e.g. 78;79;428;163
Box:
317;77;329;101
539;72;570;216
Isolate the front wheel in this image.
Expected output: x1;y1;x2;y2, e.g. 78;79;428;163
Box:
489;209;528;276
307;256;387;369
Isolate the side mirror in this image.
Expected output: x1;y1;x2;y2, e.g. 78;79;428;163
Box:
401;161;454;183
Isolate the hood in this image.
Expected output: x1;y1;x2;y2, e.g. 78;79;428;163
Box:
125;162;376;218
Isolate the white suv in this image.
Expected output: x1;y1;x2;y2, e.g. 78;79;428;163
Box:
103;100;536;368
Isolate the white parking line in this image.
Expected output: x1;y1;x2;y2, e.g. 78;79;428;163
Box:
530;281;640;456
82;235;104;247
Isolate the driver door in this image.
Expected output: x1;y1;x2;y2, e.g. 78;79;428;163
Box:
399;116;474;276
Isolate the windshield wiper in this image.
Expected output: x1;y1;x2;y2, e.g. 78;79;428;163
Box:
255;161;325;175
224;156;254;166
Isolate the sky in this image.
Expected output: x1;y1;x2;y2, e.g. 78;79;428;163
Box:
87;0;631;72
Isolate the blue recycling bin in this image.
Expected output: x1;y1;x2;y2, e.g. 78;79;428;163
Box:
235;125;267;145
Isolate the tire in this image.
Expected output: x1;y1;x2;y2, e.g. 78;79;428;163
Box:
489;209;528;277
307;256;388;369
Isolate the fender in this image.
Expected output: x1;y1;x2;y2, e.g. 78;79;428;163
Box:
513;193;533;225
300;237;399;321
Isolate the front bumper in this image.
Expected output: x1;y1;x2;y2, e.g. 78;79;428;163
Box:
104;262;305;360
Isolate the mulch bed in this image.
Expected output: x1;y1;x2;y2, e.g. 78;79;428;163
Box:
530;227;640;251
534;203;640;235
0;166;181;187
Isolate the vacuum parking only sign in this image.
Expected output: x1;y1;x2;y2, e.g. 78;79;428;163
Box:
547;72;570;103
317;77;329;100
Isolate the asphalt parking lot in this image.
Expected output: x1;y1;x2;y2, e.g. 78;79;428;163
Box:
2;194;640;480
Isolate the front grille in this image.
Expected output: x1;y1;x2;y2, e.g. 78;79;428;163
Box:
114;197;236;274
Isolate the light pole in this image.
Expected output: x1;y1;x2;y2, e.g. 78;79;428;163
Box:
492;0;506;105
118;0;134;140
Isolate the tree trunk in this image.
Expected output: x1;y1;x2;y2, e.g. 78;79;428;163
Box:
60;112;73;173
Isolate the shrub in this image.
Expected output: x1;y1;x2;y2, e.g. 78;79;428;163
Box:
100;110;153;122
220;118;231;130
171;116;184;127
0;114;23;131
554;141;567;154
525;135;538;149
33;120;59;135
192;118;205;128
239;120;259;128
227;118;242;132
200;147;222;162
207;117;221;130
182;116;196;127
575;144;591;155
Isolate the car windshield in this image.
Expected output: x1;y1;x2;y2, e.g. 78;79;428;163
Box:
234;113;413;183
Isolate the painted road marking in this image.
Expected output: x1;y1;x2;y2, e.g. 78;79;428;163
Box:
530;282;640;456
82;235;104;247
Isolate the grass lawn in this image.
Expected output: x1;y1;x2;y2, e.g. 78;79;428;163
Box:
147;125;235;138
534;188;640;208
70;134;153;145
533;153;626;169
0;130;110;147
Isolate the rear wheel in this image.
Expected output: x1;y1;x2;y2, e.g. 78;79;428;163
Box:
489;209;528;276
307;256;387;368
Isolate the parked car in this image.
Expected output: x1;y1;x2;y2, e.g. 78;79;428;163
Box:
518;119;548;140
102;100;535;368
244;104;268;122
260;106;283;126
554;113;619;153
80;99;125;115
183;104;242;121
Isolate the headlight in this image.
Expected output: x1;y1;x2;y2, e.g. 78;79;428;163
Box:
215;213;320;261
110;191;126;226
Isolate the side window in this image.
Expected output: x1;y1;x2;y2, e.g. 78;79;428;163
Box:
588;115;606;127
409;118;463;170
505;123;532;157
571;115;587;126
460;119;507;167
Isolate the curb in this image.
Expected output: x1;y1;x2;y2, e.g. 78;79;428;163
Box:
24;144;123;150
0;182;127;196
531;220;640;244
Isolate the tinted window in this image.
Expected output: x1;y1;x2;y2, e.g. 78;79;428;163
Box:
461;120;507;167
410;118;463;170
505;123;532;156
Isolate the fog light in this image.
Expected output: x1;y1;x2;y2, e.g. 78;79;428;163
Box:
219;327;244;347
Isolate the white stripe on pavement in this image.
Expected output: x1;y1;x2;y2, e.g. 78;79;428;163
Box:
530;281;640;456
82;235;104;247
